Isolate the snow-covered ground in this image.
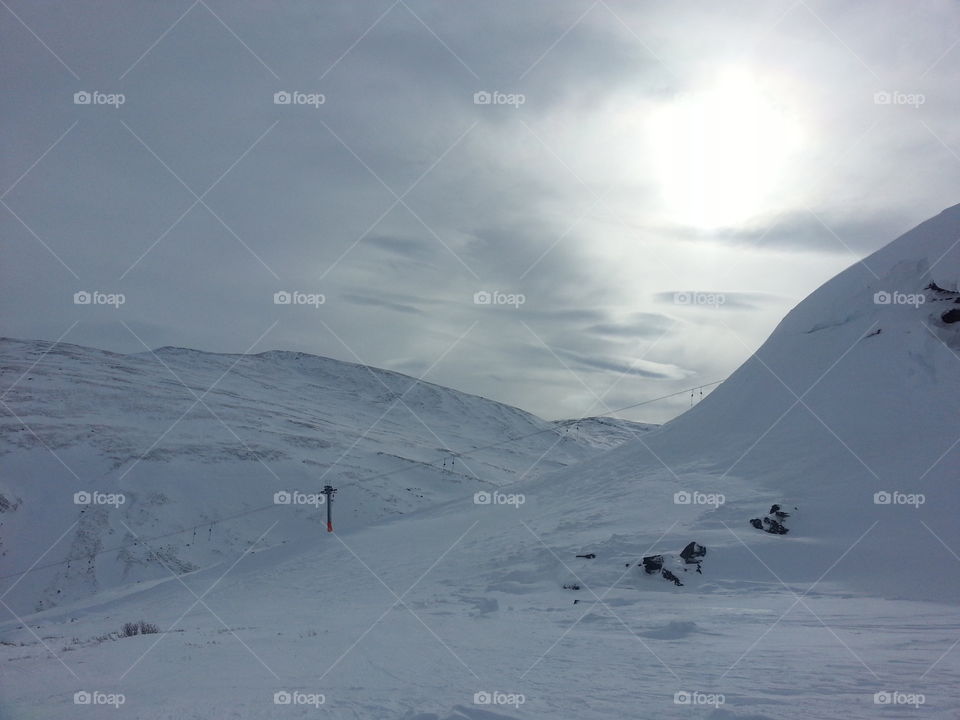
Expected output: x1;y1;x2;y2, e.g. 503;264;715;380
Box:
0;339;654;617
3;205;960;718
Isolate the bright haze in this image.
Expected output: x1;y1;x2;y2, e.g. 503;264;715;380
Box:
2;1;959;422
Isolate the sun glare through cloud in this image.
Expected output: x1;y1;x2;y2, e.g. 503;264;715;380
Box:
648;67;806;230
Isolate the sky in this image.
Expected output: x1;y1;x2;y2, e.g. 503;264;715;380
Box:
2;0;959;423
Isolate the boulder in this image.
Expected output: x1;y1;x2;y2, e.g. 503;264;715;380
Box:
641;554;664;574
762;516;789;535
680;541;706;564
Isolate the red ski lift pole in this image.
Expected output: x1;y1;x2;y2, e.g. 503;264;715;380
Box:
321;485;337;532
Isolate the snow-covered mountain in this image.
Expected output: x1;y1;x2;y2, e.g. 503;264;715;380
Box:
603;201;960;601
0;339;654;615
2;205;960;719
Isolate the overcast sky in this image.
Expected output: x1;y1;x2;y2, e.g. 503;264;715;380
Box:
2;1;959;423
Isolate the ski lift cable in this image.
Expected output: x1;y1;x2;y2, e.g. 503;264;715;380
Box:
0;379;725;582
444;378;725;457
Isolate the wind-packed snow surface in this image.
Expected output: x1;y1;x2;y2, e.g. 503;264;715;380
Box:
2;205;960;718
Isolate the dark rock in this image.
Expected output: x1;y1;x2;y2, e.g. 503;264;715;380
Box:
942;308;960;324
753;504;794;534
680;541;707;564
661;569;683;586
576;553;596;559
642;555;664;574
762;517;789;535
563;584;581;590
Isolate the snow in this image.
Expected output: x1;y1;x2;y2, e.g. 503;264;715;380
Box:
0;340;653;616
2;205;960;718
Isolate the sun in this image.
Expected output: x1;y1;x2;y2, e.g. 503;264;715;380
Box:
647;67;805;230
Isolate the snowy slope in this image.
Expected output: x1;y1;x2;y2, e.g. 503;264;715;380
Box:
0;339;654;616
3;205;960;719
581;201;960;601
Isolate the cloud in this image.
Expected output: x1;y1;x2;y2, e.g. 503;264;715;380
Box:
585;313;676;338
363;235;437;261
341;293;424;315
652;291;784;310
551;346;683;379
659;209;922;256
2;0;959;423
